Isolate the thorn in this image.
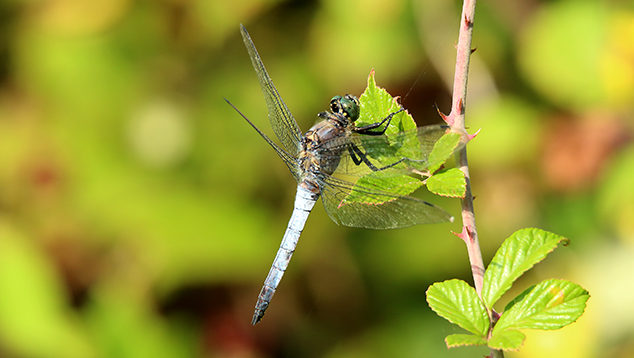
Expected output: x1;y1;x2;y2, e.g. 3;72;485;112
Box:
434;104;453;126
471;47;477;54
458;98;465;115
467;128;481;141
452;226;469;243
466;226;476;244
464;15;473;28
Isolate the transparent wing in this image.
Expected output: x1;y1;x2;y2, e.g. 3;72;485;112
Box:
241;24;303;157
320;175;453;229
318;124;453;178
225;99;301;183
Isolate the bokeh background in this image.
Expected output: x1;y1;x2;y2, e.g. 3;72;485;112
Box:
0;0;633;357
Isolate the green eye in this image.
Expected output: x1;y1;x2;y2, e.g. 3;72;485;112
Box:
330;94;360;121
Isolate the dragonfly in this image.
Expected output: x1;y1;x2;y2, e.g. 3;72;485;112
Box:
226;24;460;325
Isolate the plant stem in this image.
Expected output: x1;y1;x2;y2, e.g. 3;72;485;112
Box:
447;0;484;295
444;1;504;356
490;349;505;358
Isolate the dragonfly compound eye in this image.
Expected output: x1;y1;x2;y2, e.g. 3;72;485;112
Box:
340;94;360;121
330;95;343;114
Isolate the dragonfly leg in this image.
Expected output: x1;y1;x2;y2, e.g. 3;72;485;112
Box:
354;107;405;135
348;144;408;172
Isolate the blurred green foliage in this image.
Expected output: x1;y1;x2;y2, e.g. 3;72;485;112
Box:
0;0;632;357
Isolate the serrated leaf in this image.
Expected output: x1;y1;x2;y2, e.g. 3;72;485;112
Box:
344;172;424;204
428;132;462;173
426;279;489;337
493;279;589;332
358;70;417;135
503;284;536;312
354;71;423;176
488;329;525;351
427;168;466;198
445;334;488;348
482;228;569;308
349;71;462;207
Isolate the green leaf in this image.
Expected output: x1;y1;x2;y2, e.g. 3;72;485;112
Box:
503;284;536;312
426;279;489;337
350;71;463;206
343;172;424;204
488;329;526;351
493;279;589;332
358;70;417;135
428;132;462;173
445;334;488;348
482;228;569;308
427;168;466;198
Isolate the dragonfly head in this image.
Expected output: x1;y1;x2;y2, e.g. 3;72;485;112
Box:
330;94;360;122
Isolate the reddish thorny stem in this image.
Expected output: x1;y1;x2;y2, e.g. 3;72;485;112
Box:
443;0;484;293
440;1;503;356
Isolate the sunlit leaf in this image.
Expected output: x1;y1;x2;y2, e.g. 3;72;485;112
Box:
427;168;466;198
344;172;424;204
445;334;488;348
482;228;569;308
503;284;536;312
358;70;416;135
428;132;462;173
494;279;589;332
488;329;526;351
426;279;489;337
346;71;452;205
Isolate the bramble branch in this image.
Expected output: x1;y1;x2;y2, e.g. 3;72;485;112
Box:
441;1;505;356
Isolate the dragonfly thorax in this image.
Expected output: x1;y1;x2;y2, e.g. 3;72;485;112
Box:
299;94;364;182
301;116;348;180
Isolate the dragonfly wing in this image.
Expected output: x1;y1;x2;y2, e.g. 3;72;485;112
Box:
225;99;301;182
319;124;454;178
241;25;303;157
320;175;453;229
